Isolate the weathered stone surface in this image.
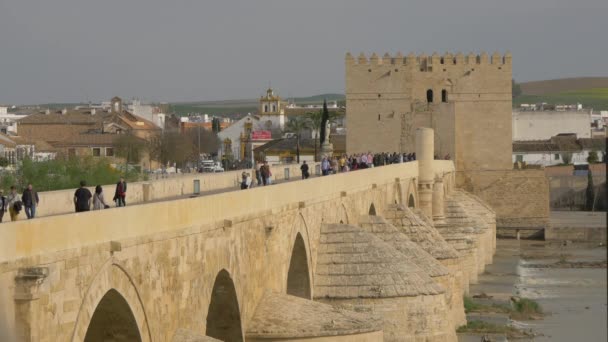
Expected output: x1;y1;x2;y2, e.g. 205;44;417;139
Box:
246;291;382;339
172;328;220;342
357;215;466;327
314;224;444;299
385;205;460;260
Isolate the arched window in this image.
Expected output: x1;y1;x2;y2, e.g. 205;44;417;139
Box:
264;105;268;113
441;89;448;103
426;89;434;103
272;104;276;112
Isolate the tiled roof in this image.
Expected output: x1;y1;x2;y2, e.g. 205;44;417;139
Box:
513;136;605;153
50;134;119;147
0;133;17;147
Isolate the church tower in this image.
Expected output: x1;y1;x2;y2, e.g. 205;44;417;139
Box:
258;88;285;131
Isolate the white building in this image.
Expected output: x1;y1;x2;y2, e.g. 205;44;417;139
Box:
0;106;29;134
128;100;166;129
512;110;592;141
512;134;605;167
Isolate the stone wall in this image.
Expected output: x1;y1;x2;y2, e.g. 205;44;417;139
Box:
457;169;550;229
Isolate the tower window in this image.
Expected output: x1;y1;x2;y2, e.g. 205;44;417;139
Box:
440;57;444;64
441;89;448;103
264;105;268;113
426;89;434;103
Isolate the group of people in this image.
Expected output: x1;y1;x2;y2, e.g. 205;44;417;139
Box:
240;161;273;189
318;152;418;175
0;177;129;222
74;177;128;213
0;184;39;222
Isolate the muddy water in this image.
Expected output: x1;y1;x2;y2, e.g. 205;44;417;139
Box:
470;240;607;341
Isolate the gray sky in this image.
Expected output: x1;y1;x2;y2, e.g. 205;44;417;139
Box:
1;0;606;104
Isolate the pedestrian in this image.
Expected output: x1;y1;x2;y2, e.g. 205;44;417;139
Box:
300;161;310;179
74;181;92;213
93;185;110;210
245;173;252;188
114;177;127;207
0;189;6;223
241;172;249;189
321;156;330;176
22;183;39;219
7;186;22;221
259;161;268;185
255;161;262;186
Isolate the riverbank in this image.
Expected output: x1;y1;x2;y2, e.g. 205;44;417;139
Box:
458;239;607;341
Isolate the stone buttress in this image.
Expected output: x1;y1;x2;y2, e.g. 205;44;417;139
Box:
246;291;383;342
358;215;466;328
314;223;456;342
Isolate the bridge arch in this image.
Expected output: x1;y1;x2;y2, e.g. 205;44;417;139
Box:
71;260;151;342
286;233;311;299
206;269;243;342
368;203;377;216
84;289;141;341
406;179;418;208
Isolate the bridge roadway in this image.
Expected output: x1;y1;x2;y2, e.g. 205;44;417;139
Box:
0;159;458;341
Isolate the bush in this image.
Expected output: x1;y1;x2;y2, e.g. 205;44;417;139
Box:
10;157;140;192
587;151;599;164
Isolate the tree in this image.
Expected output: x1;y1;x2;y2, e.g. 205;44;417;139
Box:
512;79;522;98
148;129;220;168
113;133;146;164
307;102;338;160
0;157;9;167
560;152;573;165
284;116;309;163
585;168;595;211
587;151;599;164
319;99;329;146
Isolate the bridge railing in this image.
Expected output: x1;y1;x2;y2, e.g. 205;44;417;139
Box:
0;162;427;262
31;163;319;218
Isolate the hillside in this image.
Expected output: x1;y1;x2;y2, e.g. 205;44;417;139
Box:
169;93;345;116
520;77;608;95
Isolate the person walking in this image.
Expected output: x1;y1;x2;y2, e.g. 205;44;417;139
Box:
114;177;127;207
260;161;271;185
7;186;22;221
300;161;310;179
0;189;6;223
93;185;110;210
255;161;262;186
321;156;330;176
74;181;92;213
240;172;249;189
22;184;39;219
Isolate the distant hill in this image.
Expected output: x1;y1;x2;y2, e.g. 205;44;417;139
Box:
520;77;608;95
169;93;345;116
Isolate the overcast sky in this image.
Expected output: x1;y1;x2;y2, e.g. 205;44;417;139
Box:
0;0;606;104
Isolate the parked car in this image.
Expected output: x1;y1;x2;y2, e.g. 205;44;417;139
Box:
200;160;224;173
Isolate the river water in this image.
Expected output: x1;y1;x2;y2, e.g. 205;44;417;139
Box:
468;239;607;341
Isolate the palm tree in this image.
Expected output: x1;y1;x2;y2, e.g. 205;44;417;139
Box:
306;107;338;161
284;116;310;163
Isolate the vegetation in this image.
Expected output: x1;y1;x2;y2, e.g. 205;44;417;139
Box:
463;296;511;314
464;296;543;320
148;129;220;168
457;320;531;338
0;157;138;192
306;105;338;161
510;298;544;320
560;152;573;165
0;157;9;168
513;88;608;110
113;133;146;164
284;116;310;163
587;151;599;164
512;79;522;98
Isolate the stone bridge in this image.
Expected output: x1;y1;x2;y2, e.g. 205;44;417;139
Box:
0;129;497;342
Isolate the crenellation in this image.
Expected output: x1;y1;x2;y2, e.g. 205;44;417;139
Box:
466;52;476;64
491;51;502;64
455;52;465;64
357;52;367;64
479;51;489;64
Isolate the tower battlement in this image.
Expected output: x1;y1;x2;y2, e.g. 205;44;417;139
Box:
346;51;512;68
